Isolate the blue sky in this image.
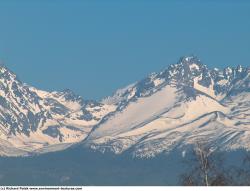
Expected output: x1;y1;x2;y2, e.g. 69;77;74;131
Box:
0;0;249;100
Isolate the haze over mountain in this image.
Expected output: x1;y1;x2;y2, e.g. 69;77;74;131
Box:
0;56;249;158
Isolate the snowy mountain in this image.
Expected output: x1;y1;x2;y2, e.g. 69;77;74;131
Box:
0;65;116;156
0;56;249;158
85;56;250;158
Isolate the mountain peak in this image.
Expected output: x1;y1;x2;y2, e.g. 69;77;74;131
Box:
0;63;9;73
179;55;201;63
0;64;18;82
167;55;206;74
236;65;244;73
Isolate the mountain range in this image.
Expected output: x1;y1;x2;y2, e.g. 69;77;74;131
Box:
0;56;249;158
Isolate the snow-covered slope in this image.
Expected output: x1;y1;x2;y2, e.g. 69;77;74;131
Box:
0;65;116;156
0;55;249;158
85;56;250;158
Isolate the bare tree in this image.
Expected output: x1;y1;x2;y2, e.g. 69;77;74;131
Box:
180;142;231;186
196;142;211;186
